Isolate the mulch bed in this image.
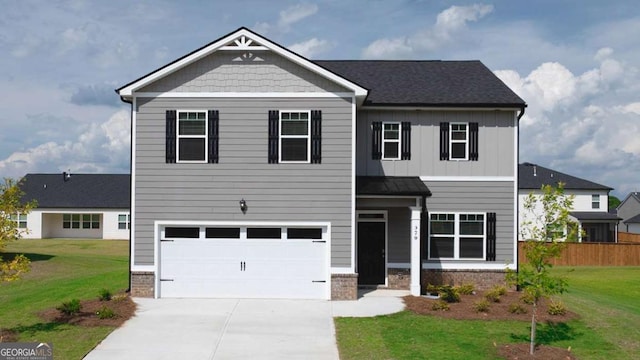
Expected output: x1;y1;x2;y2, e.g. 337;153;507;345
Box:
403;290;580;359
38;295;137;327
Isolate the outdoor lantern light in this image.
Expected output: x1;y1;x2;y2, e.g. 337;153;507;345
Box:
239;199;247;214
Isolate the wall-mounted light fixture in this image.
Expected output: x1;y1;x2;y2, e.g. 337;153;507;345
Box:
239;198;247;214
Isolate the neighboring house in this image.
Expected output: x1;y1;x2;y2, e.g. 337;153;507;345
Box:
18;173;130;240
617;192;640;234
518;163;619;242
117;27;526;300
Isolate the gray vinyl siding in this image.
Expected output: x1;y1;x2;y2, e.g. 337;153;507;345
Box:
356;110;516;177
618;198;640;224
134;97;353;267
425;181;515;263
138;52;348;93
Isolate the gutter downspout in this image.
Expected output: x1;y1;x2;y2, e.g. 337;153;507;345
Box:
117;91;133;293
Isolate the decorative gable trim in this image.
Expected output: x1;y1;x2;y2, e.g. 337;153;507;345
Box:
117;27;368;99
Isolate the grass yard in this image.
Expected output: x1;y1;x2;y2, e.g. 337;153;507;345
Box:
0;239;129;359
335;266;640;360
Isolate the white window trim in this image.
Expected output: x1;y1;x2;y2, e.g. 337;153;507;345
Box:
449;122;469;161
279;110;311;164
428;212;486;260
592;194;600;209
118;214;131;230
10;213;27;229
382;122;401;160
176;110;208;164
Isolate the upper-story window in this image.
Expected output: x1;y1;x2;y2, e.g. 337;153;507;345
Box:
382;122;400;160
439;122;478;161
592;194;600;209
177;111;207;162
450;123;468;160
280;111;310;163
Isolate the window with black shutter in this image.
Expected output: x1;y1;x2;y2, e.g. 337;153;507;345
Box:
372;122;382;160
440;122;479;161
208;110;219;163
166;110;176;163
486;212;497;261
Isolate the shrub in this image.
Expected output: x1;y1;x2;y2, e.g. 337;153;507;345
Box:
425;284;440;296
96;306;116;319
439;285;460;303
473;299;490;313
455;283;475;295
98;288;112;301
484;289;502;303
111;293;128;302
57;299;82;316
492;285;507;296
431;300;450;311
547;299;567;315
509;302;528;314
520;290;535;305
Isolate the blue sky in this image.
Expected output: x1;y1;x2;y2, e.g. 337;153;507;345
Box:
1;0;639;198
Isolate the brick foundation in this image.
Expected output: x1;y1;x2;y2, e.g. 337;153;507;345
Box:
131;272;155;298
331;274;358;300
421;269;507;291
387;268;411;290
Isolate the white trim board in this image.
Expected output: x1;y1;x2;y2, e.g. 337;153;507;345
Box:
134;92;355;98
388;262;516;270
420;176;514;182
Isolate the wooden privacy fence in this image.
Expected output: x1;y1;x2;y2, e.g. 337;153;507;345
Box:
618;231;640;244
518;242;640;266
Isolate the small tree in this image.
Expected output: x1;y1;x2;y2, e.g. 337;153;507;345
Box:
508;183;574;355
0;178;36;282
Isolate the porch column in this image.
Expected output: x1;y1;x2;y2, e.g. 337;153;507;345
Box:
410;206;422;296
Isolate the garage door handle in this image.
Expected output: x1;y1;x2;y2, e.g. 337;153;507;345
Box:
160;239;174;242
312;280;326;283
312;240;326;243
160;279;174;282
240;261;246;271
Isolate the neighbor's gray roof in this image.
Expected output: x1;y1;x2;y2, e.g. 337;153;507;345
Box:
519;163;612;190
570;211;621;221
21;173;130;209
315;60;526;107
623;213;640;224
356;176;432;197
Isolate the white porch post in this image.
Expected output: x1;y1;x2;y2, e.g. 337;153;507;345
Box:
410;206;422;296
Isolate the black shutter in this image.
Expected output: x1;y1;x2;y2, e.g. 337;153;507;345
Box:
268;110;279;163
440;122;449;160
166;110;176;163
208;110;219;164
469;122;479;161
311;110;322;164
486;212;496;261
401;121;411;160
372;122;382;160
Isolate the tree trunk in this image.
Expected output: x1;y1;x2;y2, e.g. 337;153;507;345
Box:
530;301;537;355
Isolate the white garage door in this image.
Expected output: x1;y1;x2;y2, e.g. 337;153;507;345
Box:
158;225;329;299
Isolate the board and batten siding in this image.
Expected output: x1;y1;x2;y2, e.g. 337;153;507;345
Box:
356;110;516;177
138;52;348;94
425;181;515;263
134;97;353;267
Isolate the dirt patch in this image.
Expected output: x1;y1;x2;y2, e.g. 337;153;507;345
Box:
0;329;18;342
39;295;136;327
404;290;580;359
497;343;577;359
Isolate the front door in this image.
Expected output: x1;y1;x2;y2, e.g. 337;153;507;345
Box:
357;221;386;285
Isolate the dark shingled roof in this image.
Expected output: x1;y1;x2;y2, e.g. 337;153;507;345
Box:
519;163;612;191
623;213;640;224
314;60;526;107
570;212;621;221
21;174;130;209
356;176;431;196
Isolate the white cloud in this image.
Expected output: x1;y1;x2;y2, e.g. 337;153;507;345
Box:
254;3;318;35
362;4;494;58
289;38;332;58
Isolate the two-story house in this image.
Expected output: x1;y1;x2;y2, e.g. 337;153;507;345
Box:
518;162;619;242
117;27;526;300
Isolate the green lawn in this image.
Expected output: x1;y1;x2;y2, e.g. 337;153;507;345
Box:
335;266;640;360
0;239;129;359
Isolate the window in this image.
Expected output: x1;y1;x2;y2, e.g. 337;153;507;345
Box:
63;214;99;229
118;214;130;230
279;111;310;162
429;213;485;260
206;227;240;239
165;227;199;238
381;122;400;159
592;194;600;209
177;111;207;162
10;214;27;229
82;214;100;229
287;228;322;239
450;123;468;160
247;227;282;239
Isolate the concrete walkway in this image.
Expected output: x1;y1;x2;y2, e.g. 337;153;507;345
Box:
84;291;407;360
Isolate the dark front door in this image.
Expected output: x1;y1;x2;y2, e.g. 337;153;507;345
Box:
357;221;385;285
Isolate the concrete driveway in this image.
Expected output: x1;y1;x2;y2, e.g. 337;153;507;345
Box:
84;291;407;360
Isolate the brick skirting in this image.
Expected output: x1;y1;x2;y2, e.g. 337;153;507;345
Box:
421;269;507;290
331;273;358;300
387;268;411;290
131;271;154;298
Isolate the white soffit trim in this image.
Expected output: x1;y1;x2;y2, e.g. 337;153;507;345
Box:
118;28;368;99
420;176;514;182
362;106;522;112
